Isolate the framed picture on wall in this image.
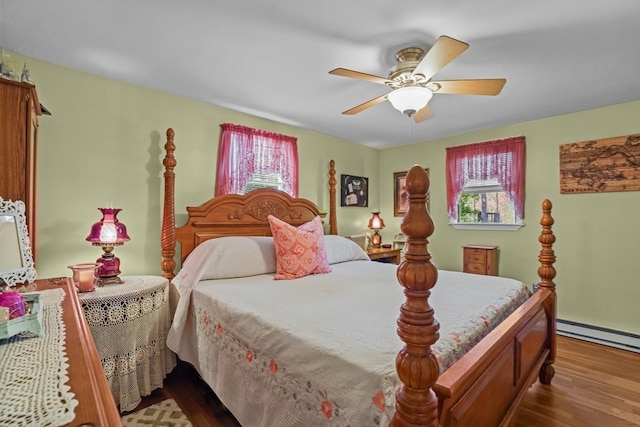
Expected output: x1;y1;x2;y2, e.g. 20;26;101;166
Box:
340;174;368;207
394;169;430;216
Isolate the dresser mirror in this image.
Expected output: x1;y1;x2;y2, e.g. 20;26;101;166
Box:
0;198;36;287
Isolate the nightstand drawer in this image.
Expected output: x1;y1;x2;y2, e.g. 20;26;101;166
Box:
465;262;486;274
467;249;486;263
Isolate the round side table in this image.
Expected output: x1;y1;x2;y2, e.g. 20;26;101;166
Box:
78;275;176;412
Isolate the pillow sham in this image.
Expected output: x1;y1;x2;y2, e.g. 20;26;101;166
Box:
268;215;331;280
185;236;277;281
324;235;370;264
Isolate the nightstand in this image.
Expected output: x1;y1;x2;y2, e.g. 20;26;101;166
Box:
77;275;176;412
366;247;402;264
463;245;499;276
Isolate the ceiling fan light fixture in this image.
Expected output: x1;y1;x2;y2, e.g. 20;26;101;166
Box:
387;86;433;117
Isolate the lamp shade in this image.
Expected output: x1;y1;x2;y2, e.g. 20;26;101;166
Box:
86;208;130;245
368;211;385;230
387;86;433;116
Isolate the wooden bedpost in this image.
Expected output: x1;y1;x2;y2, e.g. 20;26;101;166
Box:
161;128;177;280
328;159;337;235
537;199;557;384
391;165;440;427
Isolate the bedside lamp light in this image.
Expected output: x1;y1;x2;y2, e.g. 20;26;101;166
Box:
86;207;130;286
367;211;385;248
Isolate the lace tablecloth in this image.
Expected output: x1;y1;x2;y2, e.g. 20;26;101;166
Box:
0;288;78;426
78;275;176;412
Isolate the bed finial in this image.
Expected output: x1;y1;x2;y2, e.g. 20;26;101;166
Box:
537;199;556;290
328;160;337;235
391;164;439;427
161;128;177;279
537;198;557;384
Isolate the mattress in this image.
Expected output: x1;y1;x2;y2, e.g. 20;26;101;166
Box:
168;259;529;427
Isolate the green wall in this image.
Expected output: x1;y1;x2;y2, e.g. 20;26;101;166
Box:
9;52;379;280
379;101;640;335
7;51;640;335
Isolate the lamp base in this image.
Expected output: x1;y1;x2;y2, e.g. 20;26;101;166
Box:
371;231;382;248
97;275;124;286
95;247;123;286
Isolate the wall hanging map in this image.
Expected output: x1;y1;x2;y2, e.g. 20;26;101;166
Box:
559;134;640;194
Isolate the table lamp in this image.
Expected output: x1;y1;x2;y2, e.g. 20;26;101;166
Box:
86;207;130;285
367;211;385;248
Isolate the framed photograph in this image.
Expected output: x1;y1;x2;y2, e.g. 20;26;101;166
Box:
340;174;368;207
394;169;429;216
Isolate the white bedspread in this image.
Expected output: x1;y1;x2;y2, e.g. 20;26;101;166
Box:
167;259;529;427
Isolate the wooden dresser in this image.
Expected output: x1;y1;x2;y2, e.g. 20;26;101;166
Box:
463;245;499;276
21;277;122;426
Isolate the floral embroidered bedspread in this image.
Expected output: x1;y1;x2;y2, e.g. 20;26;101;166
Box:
170;261;530;427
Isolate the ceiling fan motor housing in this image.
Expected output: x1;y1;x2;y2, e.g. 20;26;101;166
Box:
388;47;429;88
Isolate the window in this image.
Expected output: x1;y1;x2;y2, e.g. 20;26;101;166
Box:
215;123;299;197
457;180;517;223
446;136;525;229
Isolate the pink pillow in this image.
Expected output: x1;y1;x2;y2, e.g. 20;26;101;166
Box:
268;215;331;280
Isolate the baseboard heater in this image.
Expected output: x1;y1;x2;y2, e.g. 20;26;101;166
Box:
557;319;640;353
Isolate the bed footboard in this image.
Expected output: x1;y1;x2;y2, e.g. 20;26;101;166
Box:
391;164;557;427
435;199;557;427
434;290;553;426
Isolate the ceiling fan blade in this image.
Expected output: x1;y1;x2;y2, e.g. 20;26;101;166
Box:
342;94;389;115
413;105;432;123
329;68;393;85
412;35;469;80
429;79;506;95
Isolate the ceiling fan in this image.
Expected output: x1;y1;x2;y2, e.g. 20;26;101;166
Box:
329;35;506;123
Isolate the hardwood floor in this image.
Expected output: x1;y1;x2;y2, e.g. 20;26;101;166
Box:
131;335;640;426
515;336;640;427
121;361;241;427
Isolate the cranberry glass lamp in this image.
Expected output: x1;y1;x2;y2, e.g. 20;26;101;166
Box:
86;207;130;285
367;211;385;248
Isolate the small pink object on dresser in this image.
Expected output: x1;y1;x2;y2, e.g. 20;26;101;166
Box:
0;292;28;319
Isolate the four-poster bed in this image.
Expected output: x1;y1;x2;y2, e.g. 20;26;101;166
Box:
160;128;557;426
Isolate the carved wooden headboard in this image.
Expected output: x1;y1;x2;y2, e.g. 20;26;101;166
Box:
160;128;338;279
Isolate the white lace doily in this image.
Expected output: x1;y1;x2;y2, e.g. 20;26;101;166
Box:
0;288;78;426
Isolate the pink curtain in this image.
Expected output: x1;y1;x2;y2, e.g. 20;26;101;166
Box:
215;123;299;197
446;136;525;220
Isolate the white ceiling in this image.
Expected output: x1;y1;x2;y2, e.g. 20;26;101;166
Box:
2;1;639;148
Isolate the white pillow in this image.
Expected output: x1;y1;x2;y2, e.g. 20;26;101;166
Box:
323;235;370;264
178;235;368;283
187;236;277;280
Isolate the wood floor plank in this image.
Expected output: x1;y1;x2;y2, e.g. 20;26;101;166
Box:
133;335;639;426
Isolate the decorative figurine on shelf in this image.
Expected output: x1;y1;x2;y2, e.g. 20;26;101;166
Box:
21;63;31;83
0;49;19;81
